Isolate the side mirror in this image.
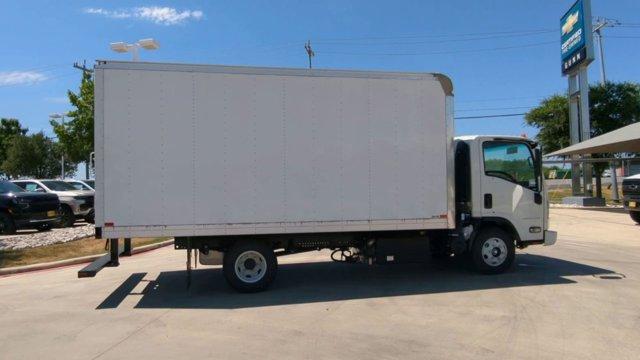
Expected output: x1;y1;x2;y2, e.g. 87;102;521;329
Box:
534;192;543;205
35;188;45;193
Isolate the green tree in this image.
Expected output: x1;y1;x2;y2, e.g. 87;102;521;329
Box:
0;133;75;179
0;118;28;177
525;82;640;198
50;71;94;177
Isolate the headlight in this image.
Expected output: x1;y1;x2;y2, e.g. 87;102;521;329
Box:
10;197;30;209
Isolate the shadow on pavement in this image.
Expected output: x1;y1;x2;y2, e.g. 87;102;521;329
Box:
97;254;614;310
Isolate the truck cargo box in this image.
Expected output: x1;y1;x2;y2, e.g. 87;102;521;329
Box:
94;61;454;238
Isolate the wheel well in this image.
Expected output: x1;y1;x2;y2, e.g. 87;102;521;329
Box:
469;218;521;250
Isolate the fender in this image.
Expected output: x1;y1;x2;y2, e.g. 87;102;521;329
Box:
467;217;522;251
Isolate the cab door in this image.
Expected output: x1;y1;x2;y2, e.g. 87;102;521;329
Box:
480;141;544;241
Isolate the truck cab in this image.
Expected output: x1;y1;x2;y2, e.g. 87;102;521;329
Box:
449;135;556;271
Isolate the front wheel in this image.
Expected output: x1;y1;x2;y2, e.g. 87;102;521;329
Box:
0;213;16;235
223;241;277;293
471;227;515;274
630;211;640;225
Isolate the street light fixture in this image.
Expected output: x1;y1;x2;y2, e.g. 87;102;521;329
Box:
109;38;160;61
49;112;71;179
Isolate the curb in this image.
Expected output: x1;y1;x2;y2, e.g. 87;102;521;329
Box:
0;239;174;276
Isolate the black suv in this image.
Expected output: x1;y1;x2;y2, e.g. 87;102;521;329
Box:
0;181;61;235
622;174;640;224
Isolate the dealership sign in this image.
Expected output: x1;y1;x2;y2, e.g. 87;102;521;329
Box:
560;0;594;75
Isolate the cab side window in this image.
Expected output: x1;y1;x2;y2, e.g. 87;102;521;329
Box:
483;142;538;191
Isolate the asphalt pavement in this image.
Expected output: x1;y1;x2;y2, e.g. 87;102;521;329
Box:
0;208;638;359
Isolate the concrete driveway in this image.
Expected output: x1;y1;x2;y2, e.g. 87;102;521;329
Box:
0;208;638;359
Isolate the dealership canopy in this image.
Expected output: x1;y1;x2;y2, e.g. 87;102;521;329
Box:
547;122;640;156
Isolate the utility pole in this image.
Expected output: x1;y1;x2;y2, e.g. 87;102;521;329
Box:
49;113;68;179
304;40;315;69
73;60;93;73
593;17;621;202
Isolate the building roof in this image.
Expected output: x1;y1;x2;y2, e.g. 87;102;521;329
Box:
546;122;640;157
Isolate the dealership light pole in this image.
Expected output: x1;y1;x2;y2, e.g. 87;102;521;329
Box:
593;17;621;202
110;38;160;61
49;112;70;179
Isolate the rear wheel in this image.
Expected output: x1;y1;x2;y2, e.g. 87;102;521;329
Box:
471;227;515;274
0;213;16;235
630;211;640;225
223;241;277;293
58;206;75;228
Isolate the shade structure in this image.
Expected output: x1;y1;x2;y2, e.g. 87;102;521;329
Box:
546;122;640;157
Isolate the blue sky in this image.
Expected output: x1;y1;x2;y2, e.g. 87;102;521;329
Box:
1;0;639;141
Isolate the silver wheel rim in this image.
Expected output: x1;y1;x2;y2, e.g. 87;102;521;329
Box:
481;237;508;267
234;251;267;283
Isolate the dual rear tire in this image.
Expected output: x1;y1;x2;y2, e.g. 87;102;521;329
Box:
223;241;277;293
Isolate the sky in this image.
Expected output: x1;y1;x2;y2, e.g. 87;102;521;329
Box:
1;0;639;143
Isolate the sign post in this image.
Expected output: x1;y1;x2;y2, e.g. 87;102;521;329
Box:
560;0;600;204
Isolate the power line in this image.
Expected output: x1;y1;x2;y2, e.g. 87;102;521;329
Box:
314;28;557;42
456;105;534;112
316;40;556;56
457;95;546;104
455;113;527;120
314;30;555;46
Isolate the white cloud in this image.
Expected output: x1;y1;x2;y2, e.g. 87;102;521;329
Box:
0;71;48;86
84;6;204;25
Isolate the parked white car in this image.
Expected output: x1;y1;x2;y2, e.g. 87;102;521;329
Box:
12;179;94;227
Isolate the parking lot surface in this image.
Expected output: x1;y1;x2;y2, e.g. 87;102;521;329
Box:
0;208;638;359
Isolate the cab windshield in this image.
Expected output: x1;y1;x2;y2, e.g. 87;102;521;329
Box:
0;181;25;194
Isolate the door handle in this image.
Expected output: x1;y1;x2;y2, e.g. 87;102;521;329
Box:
534;192;542;205
484;194;492;209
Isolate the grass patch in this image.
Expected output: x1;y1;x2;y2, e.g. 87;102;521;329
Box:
0;237;170;269
547;183;620;205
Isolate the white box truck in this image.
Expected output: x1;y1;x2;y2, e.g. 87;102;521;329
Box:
81;60;556;292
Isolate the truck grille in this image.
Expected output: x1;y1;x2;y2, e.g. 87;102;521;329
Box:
622;179;640;196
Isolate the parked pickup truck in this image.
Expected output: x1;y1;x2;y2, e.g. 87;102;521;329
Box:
12;180;94;227
0;181;60;234
622;173;640;224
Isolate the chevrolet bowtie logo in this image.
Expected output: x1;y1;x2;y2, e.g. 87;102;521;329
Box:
562;11;579;35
